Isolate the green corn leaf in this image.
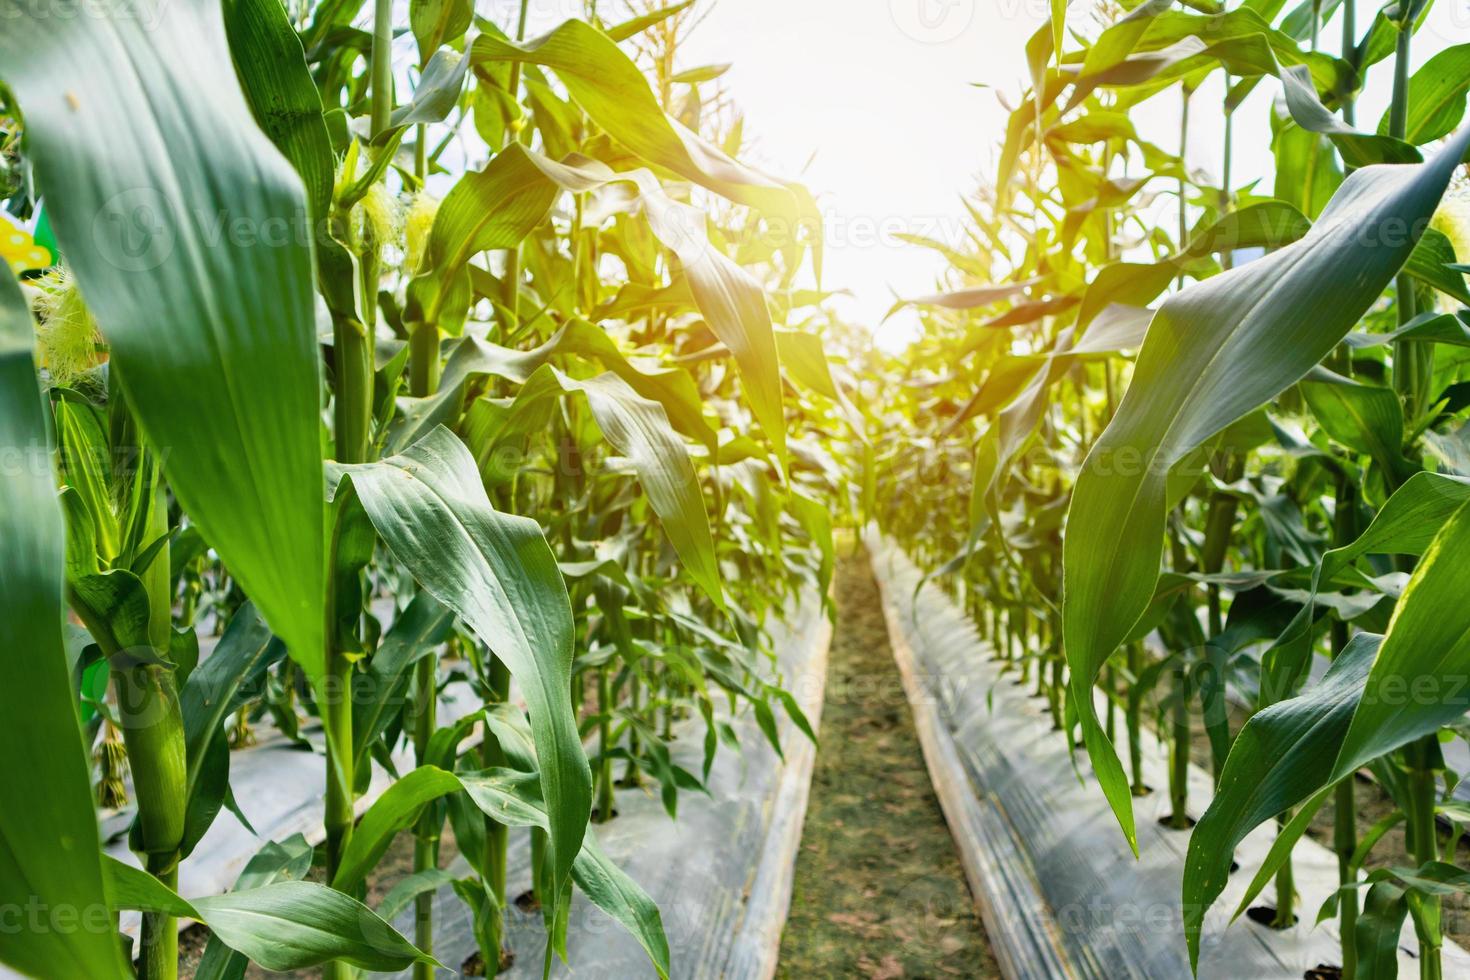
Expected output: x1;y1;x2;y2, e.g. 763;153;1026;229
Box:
1318;472;1470;581
775;329;841;401
388;47;469;131
103;855;198;918
1278;63;1422;166
1354;880;1411;979
469;19;796;219
1348;310;1470;348
1272;116;1343;219
326;426;590;928
352;591;455;770
1076;261;1178;331
378;869;459;921
178;603;284;856
407;143;560;331
332;765;464;891
1188;493;1470;966
390;318;716;454
1061;0;1175;111
0;273;129;980
466;365;722;604
603;0;695;42
193;882;432;972
1063;124;1470;854
459;768;670;978
0;0;327;698
1333;500;1470;783
411;0;472;55
1403;227;1470;304
884;279;1040;319
568;830;671;980
103;853;430;971
1229;786;1334;922
1301;370;1416;488
1376;41;1470;143
1182;632;1381;967
328;763;671;977
520;149;788;463
1182;200;1311;257
194;835;316;980
222;0;360;319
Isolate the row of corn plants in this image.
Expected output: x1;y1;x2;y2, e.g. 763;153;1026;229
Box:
0;0;850;976
874;0;1470;976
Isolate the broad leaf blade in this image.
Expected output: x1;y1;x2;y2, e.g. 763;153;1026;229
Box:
328;427;590;924
0;0;327;688
1062;126;1470;852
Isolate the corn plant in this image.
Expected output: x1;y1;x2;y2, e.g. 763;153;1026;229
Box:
0;0;840;977
875;1;1470;977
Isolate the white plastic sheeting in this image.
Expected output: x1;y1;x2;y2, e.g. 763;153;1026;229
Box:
374;587;832;979
867;533;1470;980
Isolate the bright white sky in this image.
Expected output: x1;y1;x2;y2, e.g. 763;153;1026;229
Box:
490;0;1470;348
682;0;1470;347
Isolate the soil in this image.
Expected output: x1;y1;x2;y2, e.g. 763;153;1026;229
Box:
776;551;1001;979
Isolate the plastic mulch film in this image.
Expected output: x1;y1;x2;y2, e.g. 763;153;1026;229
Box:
866;532;1470;980
375;587;832;979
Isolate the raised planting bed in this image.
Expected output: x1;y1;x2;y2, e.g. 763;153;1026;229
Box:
866;533;1470;980
374;587;833;979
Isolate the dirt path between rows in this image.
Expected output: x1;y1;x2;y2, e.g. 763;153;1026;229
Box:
776;550;1000;979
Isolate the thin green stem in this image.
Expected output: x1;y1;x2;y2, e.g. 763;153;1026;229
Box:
1128;643;1147;796
1270;828;1296;928
333;316;374;465
1332;475;1359;977
597;666;614;822
499;0;533;335
322;643;356;980
1341;0;1357;126
1169;665;1191;828
479;656;512;973
369;0;393;137
1178;88;1190;263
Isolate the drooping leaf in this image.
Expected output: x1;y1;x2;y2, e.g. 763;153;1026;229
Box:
332;765;464;891
193;882;432;972
469;19;797;218
178;603;284;856
1376;41;1470;143
1062;125;1470;853
1182;632;1381;966
520;149;789;462
327;427;590;924
0;0;327;697
406;143;560;332
104;854;430;972
468;365;722;603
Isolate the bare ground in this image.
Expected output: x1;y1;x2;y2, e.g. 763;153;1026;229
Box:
776;551;1001;979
